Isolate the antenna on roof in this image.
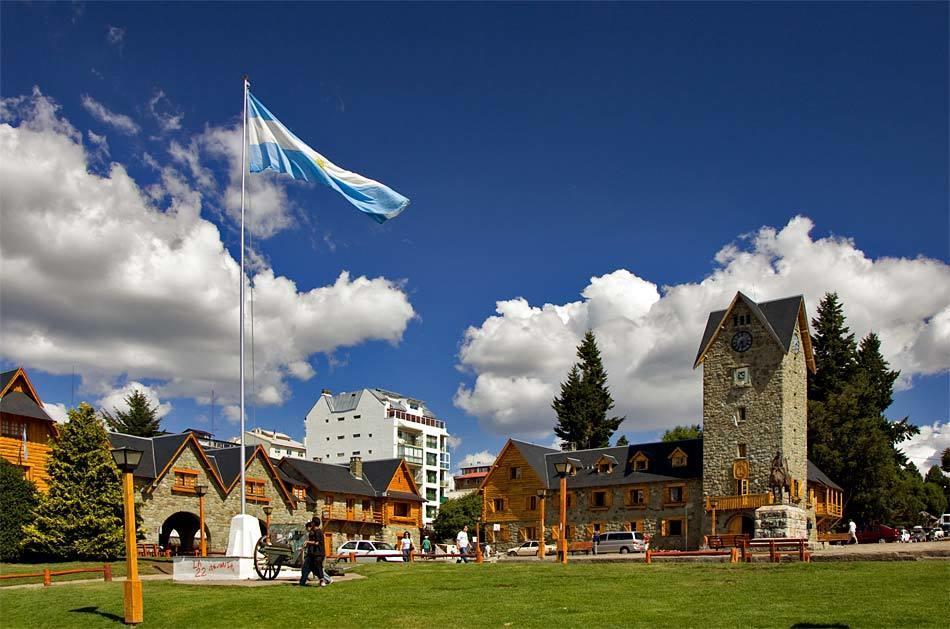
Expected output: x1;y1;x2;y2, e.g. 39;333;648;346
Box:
210;388;215;437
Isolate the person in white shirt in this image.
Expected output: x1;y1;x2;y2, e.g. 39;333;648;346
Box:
848;520;858;545
400;531;413;562
456;525;470;563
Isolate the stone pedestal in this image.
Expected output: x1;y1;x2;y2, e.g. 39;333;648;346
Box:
226;513;261;557
754;504;808;539
173;556;256;581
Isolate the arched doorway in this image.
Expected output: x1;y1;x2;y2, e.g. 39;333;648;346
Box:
725;514;755;537
160;512;209;554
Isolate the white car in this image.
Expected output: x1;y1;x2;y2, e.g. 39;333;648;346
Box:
336;540;403;562
506;541;557;556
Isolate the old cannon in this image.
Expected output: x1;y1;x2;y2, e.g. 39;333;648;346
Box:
253;523;348;580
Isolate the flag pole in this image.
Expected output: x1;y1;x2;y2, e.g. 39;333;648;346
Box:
239;75;249;515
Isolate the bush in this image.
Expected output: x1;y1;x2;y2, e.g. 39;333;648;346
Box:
0;458;39;561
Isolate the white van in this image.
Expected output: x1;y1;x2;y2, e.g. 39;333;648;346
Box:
595;531;647;554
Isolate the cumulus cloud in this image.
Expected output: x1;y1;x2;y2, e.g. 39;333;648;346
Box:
81;94;139;135
455;450;496;473
455;217;950;438
0;88;416;416
148;90;183;132
97;381;172;419
42;402;69;424
900;422;950;477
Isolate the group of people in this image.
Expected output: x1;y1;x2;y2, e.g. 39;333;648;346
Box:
398;524;478;562
298;517;332;587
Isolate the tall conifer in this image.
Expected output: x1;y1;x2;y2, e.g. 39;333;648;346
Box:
103;389;162;437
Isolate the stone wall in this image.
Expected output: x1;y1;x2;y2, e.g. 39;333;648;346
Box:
755;505;808;539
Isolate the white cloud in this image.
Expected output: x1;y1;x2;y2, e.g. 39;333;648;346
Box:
446;435;462;450
106;26;125;49
899;421;950;476
455;217;950;438
455;450;496;473
42;402;69;424
0;88;416;417
97;381;172;419
86;130;109;159
147;90;183;132
81;94;139;135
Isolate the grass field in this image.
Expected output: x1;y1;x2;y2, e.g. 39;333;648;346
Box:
0;560;947;628
0;559;171;587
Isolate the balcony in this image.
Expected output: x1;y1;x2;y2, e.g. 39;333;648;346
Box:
388;408;445;430
814;501;843;518
706;493;773;511
440;452;451;470
397;444;424;466
322;507;383;525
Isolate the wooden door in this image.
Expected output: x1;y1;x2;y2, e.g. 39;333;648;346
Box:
324;532;334;556
346;498;355;520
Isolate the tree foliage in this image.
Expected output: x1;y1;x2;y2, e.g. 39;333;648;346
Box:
23;403;125;560
615;435;629;446
432;491;482;544
553;331;624;450
942;448;950;474
807;293;927;526
102;389;162;437
0;459;38;561
662;424;703;442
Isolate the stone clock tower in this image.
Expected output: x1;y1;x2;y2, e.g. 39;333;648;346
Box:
694;292;815;536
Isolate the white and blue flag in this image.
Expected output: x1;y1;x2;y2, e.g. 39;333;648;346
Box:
246;92;409;223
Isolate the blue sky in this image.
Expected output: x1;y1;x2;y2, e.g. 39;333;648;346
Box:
1;2;947;472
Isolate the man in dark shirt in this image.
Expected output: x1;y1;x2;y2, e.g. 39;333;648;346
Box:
299;517;328;587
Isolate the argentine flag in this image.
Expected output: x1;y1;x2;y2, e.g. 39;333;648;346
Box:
247;92;409;223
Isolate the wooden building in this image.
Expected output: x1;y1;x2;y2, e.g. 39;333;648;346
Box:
0;368;58;491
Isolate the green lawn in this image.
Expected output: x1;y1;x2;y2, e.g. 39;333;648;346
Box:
0;560;947;627
0;559;171;587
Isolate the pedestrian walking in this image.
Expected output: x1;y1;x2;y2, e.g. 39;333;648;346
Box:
401;531;414;562
421;535;432;559
299;517;329;587
848;519;858;545
456;525;470;563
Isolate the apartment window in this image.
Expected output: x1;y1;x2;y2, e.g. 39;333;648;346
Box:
338;417;344;421
172;469;198;493
525;495;538;511
352;451;360;456
336;452;344;457
426;488;437;501
353;415;361;419
426;470;437;484
394;502;410;518
737;443;747;458
426;505;437;519
353;434;360;438
493;497;506;512
736;478;749;496
426;436;438;449
426;453;437;466
337;435;345;440
627;487;648;507
665;484;686;505
591;490;610;509
509;466;522;480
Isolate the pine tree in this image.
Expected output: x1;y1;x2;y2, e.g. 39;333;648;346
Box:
103;389;162;437
0;459;38;561
857;333;899;413
941;448;950;473
553;331;624;450
662;424;703;442
23;403;125;560
616;435;629;446
808;293;857;403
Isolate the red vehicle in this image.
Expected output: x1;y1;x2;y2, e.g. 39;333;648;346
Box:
856;524;900;544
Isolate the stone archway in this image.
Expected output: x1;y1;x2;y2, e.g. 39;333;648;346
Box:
725;514;755;537
160;511;209;554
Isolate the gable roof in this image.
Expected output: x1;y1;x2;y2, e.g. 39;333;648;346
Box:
0;369;19;396
278;457;378;498
543;439;703;489
693;292;815;372
807;460;842;491
108;432;158;479
361;458;403;492
509;439;560;482
0;391;55;422
107;431;228;492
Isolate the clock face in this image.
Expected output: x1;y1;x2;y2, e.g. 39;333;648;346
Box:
731;330;753;353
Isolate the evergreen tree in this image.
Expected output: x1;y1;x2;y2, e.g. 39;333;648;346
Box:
661;424;703;442
0;459;38;561
925;465;950;509
941;448;950;473
553;331;624;449
857;333;899;413
616;435;629;446
808;293;857;403
102;389;162;437
432;491;482;543
23;403;125;560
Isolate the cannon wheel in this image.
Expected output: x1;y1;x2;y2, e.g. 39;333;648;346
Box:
254;538;281;580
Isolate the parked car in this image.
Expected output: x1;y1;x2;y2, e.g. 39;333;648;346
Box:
506;541;557;556
856;524;900;544
336;539;403;562
927;527;945;541
910;526;928;543
595;531;648;554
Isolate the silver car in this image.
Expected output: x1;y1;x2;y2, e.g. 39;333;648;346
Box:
595;531;647;554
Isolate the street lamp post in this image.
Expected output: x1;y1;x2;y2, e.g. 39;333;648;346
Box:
536;489;546;560
111;447;144;625
195;484;207;557
553;458;579;565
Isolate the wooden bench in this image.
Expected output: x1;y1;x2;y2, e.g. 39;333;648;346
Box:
817;533;850;545
745;538;810;563
705;534;749;550
645;549;739;564
567;541;593;555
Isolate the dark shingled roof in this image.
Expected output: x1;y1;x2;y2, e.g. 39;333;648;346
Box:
808;460;842;491
387;490;425;503
204;445;260;488
278;458;378;498
361;459;403;493
543;439;703;489
151;433;191;479
694;292;806;366
509;439;560;483
0;391;54;422
107;432;158;479
0;369;18;394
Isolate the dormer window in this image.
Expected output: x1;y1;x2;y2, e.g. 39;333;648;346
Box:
630;451;649;472
595;455;618;474
668;447;688;468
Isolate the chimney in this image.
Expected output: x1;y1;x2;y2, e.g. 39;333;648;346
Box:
349;456;363;478
321;388;333;396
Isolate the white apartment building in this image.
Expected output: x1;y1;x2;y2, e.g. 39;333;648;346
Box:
235;427;307;460
304;388;451;525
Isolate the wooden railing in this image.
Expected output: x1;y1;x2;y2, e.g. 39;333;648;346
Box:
814;501;843;518
322;507;383;524
0;564;112;586
706;493;773;511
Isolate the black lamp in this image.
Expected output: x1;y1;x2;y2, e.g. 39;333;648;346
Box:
110;447;143;473
195;484;207;498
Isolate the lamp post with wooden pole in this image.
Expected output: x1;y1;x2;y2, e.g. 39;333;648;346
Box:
111;447;144;625
536;489;546;560
263;505;273;539
553;458;579;565
195;484;207;557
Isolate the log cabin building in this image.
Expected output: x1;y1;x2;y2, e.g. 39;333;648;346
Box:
106;430;424;555
0;368;58;491
481;292;844;551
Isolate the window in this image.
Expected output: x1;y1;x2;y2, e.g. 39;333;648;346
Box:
368;433;373;438
346;498;355;511
352;451;360;456
735;478;749;496
353;434;360;438
326;437;330;441
353;415;361;419
509;466;522;480
246;479;266;499
493;497;506;512
524;526;538;541
664;484;686;505
627;487;648;507
426;453;437;466
393;502;410;518
325;495;334;507
733;367;751;387
426;505;437;519
336;452;344;457
362;499;371;511
426;436;438;449
525;495;538;511
358;541;373;551
426;488;437;501
172;469;198;493
733;313;751;327
292;486;307;501
368;450;373;454
591;490;610;509
1;417;24;438
337;435;344;439
737;443;747;458
627;520;644;533
596;463;612;474
661;518;685;536
631;452;649;471
426;470;437;484
338;417;345;421
669;448;688;468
